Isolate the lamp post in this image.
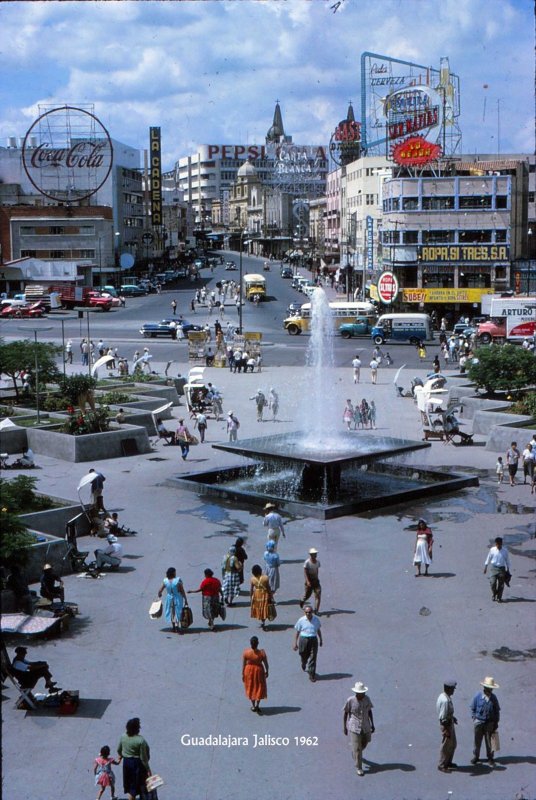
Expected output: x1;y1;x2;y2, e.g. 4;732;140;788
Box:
18;326;53;424
238;228;248;334
58;316;78;379
114;231;121;287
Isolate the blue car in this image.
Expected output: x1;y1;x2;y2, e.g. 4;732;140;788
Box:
139;318;203;338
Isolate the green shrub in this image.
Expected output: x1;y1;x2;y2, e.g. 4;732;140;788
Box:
62;404;111;435
98;390;132;405
42;394;71;411
0;508;34;569
467;345;536;395
0;475;55;513
509;392;536;417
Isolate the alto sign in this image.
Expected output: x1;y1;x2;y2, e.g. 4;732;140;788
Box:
22;106;113;202
377;271;399;304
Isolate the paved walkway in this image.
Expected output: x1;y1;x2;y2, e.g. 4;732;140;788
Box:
2;363;535;800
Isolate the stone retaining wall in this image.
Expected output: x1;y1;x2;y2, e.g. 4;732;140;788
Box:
26;424;152;462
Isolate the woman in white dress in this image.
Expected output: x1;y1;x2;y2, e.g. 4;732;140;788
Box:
413;518;433;576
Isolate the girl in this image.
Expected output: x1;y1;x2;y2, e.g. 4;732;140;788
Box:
343;399;354;430
496;456;504;484
369;400;377;430
94;745;120;800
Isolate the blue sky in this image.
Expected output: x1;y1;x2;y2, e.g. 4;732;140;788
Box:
0;0;533;169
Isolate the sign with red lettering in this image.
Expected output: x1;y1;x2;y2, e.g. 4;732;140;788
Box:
391;136;442;166
22;106;113;202
329;119;361;166
377;270;399;304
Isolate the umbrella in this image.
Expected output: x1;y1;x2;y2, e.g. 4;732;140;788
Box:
393;364;407;393
133;354;152;369
425;371;448;381
91;354;114;376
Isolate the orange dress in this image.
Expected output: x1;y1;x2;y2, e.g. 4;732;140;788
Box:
242;648;267;701
250;575;271;621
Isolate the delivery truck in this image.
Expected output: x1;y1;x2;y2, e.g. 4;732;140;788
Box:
477;296;536;343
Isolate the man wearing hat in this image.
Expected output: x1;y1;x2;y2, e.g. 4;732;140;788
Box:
293;605;322;682
263;503;286;551
94;534;123;570
470;677;501;765
40;563;65;604
11;646;60;693
436;680;458;772
343;681;375;776
226;411;240;442
300;548;321;613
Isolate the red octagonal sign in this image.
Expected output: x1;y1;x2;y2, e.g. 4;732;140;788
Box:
378;271;399;304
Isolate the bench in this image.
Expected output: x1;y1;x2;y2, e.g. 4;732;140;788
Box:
0;642;38;709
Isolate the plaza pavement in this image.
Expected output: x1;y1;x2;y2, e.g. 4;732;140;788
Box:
2;357;536;800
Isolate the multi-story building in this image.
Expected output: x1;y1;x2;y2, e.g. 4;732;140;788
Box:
324;167;341;264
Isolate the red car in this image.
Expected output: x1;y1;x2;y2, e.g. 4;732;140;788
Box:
1;302;46;318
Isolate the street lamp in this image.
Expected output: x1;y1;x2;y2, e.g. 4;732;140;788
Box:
58;316;78;379
238;228;249;334
114;231;121;286
18;325;53;424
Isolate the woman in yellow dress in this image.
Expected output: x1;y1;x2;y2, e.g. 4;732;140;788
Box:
250;564;272;630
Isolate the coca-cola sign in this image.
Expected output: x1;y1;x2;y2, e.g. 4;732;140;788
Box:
22;106;113;202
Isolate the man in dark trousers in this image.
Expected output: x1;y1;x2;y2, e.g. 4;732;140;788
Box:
11;646;60;693
89;468;106;512
293;605;322;682
437;680;458;772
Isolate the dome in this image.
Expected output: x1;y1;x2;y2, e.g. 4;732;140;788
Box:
237;160;257;178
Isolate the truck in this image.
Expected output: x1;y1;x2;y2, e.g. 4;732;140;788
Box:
477;296;536;343
242;273;267;301
58;286;113;311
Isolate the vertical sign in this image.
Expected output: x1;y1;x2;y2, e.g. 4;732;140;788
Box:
366;215;374;273
150;127;162;227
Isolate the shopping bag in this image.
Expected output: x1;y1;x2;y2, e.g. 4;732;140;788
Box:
146;774;164;792
218;600;227;620
490;730;500;752
181;605;193;628
149;599;163;619
267;602;277;621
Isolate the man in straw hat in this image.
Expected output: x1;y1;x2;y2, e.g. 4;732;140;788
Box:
300;548;321;613
263;503;286;551
436;680;458;772
470;677;501;765
343;681;375;776
226;410;240;442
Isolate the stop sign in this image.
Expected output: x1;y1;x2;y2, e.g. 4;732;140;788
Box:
377;271;399;304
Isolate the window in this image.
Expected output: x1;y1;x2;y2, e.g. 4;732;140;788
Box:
403;231;419;244
78;249;95;258
49;226;65;235
19;226;35;235
50;250;66;258
366;194;375;205
382;231;400;244
529;192;535;203
422;196;454;210
459;196;492;209
495;195;508;209
78;225;95;235
422;230;455;244
495;230;508;243
20;249;37;258
458;230;492;243
402;197;418;211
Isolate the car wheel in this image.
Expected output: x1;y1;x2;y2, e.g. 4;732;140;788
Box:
341;330;351;339
373;335;384;345
287;324;300;335
479;333;492;345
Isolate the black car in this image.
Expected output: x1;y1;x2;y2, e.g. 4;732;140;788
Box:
139;318;203;338
225;261;237;271
280;266;293;278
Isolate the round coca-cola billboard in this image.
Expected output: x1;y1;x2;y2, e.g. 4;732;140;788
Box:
22;106;113;202
377;270;399;304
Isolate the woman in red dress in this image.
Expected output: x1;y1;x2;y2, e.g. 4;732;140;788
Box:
242;636;269;714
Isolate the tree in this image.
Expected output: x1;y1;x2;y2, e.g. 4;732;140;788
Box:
0;339;61;400
0;507;34;569
59;373;97;413
467;345;536;395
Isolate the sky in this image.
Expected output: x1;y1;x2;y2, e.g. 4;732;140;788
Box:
0;0;534;170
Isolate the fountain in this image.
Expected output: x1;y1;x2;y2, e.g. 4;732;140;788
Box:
170;289;478;519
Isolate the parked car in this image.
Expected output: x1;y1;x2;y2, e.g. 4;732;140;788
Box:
1;297;27;308
225;261;237;271
139;318;203;338
1;302;46;318
121;284;146;297
280;266;293;278
339;316;376;338
100;292;121;307
453;321;477;336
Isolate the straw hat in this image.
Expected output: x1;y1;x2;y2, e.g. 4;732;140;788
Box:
480;676;500;689
264;502;276;510
43;563;53;570
309;548;318;555
351;681;368;694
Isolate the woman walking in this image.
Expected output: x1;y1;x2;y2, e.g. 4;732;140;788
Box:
413;519;434;577
242;636;269;714
250;564;273;630
234;537;248;588
360;399;370;429
117;718;151;800
221;545;242;606
158;567;187;633
369;400;377;430
353;403;363;430
263;541;280;594
174;419;194;460
188;568;223;630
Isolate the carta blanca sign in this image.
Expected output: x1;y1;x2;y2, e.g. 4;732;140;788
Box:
420;245;509;262
150;127;162;227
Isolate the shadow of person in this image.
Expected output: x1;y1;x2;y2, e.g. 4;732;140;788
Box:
363;759;415;773
501;597;536;603
495;755;536;765
427;572;456;578
259;705;301;717
315;672;353;682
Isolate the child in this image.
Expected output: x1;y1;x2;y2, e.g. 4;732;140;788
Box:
496;456;504;484
94;745;120;800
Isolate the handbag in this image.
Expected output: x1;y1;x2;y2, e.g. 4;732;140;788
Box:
146;774;164;792
218;599;227;620
490;730;500;752
181;604;193;628
149;599;163;619
267;602;277;621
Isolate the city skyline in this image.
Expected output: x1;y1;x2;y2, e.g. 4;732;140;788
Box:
0;0;534;169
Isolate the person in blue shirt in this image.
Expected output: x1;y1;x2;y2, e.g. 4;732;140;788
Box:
293;606;322;682
470;677;501;765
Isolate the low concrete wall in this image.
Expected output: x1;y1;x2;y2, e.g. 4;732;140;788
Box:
20;503;89;539
456;396;509;421
473;409;528;435
24;532;70;582
486;421;536;452
26;424;152;462
0;426;28;454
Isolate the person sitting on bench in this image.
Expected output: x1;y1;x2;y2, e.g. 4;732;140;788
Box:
40;564;65;604
11;646;60;693
104;512;121;536
156;418;173;443
95;534;123;570
13;447;35;468
444;411;473;444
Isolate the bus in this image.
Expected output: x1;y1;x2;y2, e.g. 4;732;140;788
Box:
283;300;377;335
242;274;267;301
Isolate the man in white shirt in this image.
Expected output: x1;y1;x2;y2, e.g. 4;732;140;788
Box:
436;680;458;772
369;358;378;385
352;355;361;384
483;537;511;602
522;443;535;484
293;606;323;682
263;503;286;550
95;534;123;570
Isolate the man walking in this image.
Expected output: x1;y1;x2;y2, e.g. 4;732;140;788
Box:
343;681;375;776
171;299;177;316
89;468;106;512
226;411;240;442
194;411;208;443
263;503;286;550
352;354;361;384
300;548;321;613
293;605;322;682
470;677;501;765
369;357;378;385
506;441;521;486
437;680;458;772
483;536;511;603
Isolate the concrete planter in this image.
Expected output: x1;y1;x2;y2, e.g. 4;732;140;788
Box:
473;409;528;435
0;426;28;454
26;424;152;462
486;419;536;452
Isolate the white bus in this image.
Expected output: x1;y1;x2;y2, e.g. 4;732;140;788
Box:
284;300;377;335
